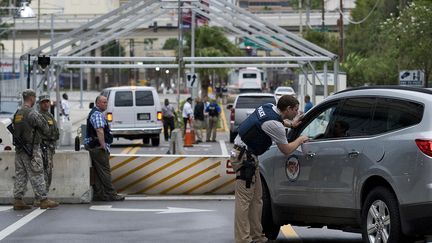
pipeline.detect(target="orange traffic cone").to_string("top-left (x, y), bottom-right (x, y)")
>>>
top-left (184, 119), bottom-right (194, 147)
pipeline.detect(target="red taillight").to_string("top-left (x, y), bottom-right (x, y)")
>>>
top-left (106, 112), bottom-right (113, 122)
top-left (415, 139), bottom-right (432, 157)
top-left (230, 108), bottom-right (235, 121)
top-left (4, 146), bottom-right (12, 151)
top-left (157, 111), bottom-right (163, 121)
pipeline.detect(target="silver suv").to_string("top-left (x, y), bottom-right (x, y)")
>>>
top-left (228, 93), bottom-right (276, 143)
top-left (259, 86), bottom-right (432, 243)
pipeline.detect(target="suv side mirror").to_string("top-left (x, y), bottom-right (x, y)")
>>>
top-left (89, 102), bottom-right (94, 109)
top-left (226, 104), bottom-right (233, 110)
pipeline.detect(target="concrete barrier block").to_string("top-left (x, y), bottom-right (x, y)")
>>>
top-left (0, 151), bottom-right (92, 204)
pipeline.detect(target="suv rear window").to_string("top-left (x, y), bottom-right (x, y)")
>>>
top-left (114, 91), bottom-right (133, 107)
top-left (236, 96), bottom-right (276, 109)
top-left (136, 91), bottom-right (154, 106)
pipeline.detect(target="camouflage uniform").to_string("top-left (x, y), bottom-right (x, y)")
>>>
top-left (39, 99), bottom-right (59, 192)
top-left (13, 95), bottom-right (51, 201)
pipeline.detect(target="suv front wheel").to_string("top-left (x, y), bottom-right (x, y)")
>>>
top-left (361, 187), bottom-right (411, 243)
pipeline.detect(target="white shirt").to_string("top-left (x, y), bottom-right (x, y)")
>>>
top-left (182, 101), bottom-right (193, 119)
top-left (61, 99), bottom-right (70, 116)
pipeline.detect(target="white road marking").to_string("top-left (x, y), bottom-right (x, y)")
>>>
top-left (219, 140), bottom-right (228, 156)
top-left (0, 208), bottom-right (46, 241)
top-left (125, 195), bottom-right (235, 201)
top-left (0, 206), bottom-right (12, 212)
top-left (90, 205), bottom-right (214, 214)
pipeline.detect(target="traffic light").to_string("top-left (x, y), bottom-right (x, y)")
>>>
top-left (38, 55), bottom-right (51, 69)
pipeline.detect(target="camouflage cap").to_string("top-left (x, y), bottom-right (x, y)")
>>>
top-left (22, 89), bottom-right (36, 98)
top-left (38, 94), bottom-right (50, 102)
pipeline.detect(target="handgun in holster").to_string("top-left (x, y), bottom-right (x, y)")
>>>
top-left (237, 153), bottom-right (256, 189)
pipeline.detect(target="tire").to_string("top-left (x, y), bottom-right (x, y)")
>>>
top-left (229, 131), bottom-right (237, 143)
top-left (143, 137), bottom-right (150, 144)
top-left (261, 178), bottom-right (280, 240)
top-left (361, 187), bottom-right (411, 243)
top-left (151, 136), bottom-right (160, 146)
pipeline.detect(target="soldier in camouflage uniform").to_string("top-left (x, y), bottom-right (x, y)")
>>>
top-left (12, 89), bottom-right (59, 210)
top-left (35, 94), bottom-right (59, 206)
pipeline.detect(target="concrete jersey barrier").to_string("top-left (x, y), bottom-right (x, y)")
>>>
top-left (0, 151), bottom-right (91, 204)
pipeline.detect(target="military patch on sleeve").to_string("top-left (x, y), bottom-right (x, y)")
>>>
top-left (14, 114), bottom-right (23, 122)
top-left (48, 119), bottom-right (54, 125)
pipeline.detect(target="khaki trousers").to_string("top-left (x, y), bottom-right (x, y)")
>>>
top-left (235, 166), bottom-right (268, 243)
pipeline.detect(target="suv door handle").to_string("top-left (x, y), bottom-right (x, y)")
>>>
top-left (348, 151), bottom-right (360, 158)
top-left (306, 152), bottom-right (316, 159)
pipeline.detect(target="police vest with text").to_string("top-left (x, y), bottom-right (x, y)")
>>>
top-left (238, 104), bottom-right (283, 156)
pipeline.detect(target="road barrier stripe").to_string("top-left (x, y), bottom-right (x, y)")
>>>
top-left (136, 157), bottom-right (208, 193)
top-left (208, 178), bottom-right (236, 194)
top-left (119, 157), bottom-right (184, 193)
top-left (160, 161), bottom-right (221, 194)
top-left (184, 174), bottom-right (221, 194)
top-left (111, 156), bottom-right (138, 172)
top-left (113, 156), bottom-right (162, 184)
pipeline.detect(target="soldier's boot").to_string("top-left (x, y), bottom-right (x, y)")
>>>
top-left (33, 199), bottom-right (41, 207)
top-left (39, 199), bottom-right (59, 209)
top-left (13, 198), bottom-right (32, 210)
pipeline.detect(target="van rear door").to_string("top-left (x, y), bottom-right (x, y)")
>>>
top-left (111, 90), bottom-right (135, 129)
top-left (135, 90), bottom-right (156, 128)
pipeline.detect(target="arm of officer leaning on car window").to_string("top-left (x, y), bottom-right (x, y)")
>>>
top-left (277, 135), bottom-right (308, 155)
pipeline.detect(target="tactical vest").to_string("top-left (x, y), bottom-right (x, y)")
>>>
top-left (13, 106), bottom-right (41, 144)
top-left (238, 103), bottom-right (283, 156)
top-left (40, 111), bottom-right (59, 143)
top-left (208, 103), bottom-right (218, 117)
top-left (86, 107), bottom-right (113, 147)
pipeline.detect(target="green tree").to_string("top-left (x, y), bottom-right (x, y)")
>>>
top-left (183, 26), bottom-right (242, 97)
top-left (100, 40), bottom-right (126, 86)
top-left (380, 0), bottom-right (432, 87)
top-left (162, 38), bottom-right (178, 50)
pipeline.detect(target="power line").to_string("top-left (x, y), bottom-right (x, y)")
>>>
top-left (336, 0), bottom-right (381, 25)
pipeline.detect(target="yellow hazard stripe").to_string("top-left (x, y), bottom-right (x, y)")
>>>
top-left (184, 174), bottom-right (221, 194)
top-left (128, 146), bottom-right (141, 154)
top-left (119, 157), bottom-right (184, 193)
top-left (113, 156), bottom-right (161, 184)
top-left (111, 156), bottom-right (138, 172)
top-left (160, 161), bottom-right (221, 194)
top-left (281, 224), bottom-right (300, 239)
top-left (208, 178), bottom-right (236, 193)
top-left (137, 157), bottom-right (208, 194)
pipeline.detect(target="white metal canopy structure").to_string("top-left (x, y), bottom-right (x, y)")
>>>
top-left (20, 0), bottom-right (339, 113)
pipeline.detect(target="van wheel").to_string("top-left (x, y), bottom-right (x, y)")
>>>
top-left (151, 136), bottom-right (160, 146)
top-left (143, 137), bottom-right (150, 144)
top-left (229, 131), bottom-right (237, 143)
top-left (361, 187), bottom-right (411, 243)
top-left (261, 178), bottom-right (280, 240)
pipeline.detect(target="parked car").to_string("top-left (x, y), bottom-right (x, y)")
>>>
top-left (259, 86), bottom-right (432, 243)
top-left (274, 86), bottom-right (296, 100)
top-left (227, 93), bottom-right (276, 143)
top-left (101, 86), bottom-right (163, 146)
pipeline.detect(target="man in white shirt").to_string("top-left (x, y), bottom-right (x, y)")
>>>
top-left (60, 93), bottom-right (70, 122)
top-left (182, 97), bottom-right (193, 135)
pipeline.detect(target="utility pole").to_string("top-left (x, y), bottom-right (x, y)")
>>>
top-left (338, 0), bottom-right (344, 62)
top-left (299, 0), bottom-right (303, 36)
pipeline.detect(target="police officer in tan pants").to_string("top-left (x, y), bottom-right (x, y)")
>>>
top-left (230, 95), bottom-right (308, 243)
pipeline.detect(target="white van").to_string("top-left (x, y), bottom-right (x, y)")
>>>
top-left (228, 67), bottom-right (263, 93)
top-left (101, 86), bottom-right (163, 146)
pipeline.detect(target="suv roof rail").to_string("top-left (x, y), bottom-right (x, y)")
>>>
top-left (336, 85), bottom-right (432, 95)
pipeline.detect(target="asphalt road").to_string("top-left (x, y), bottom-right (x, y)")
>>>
top-left (0, 197), bottom-right (363, 243)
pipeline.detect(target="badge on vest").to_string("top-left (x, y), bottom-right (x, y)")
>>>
top-left (286, 155), bottom-right (300, 182)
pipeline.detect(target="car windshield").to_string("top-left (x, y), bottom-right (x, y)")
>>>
top-left (236, 96), bottom-right (276, 109)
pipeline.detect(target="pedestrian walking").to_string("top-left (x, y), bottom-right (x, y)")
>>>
top-left (60, 93), bottom-right (70, 121)
top-left (193, 97), bottom-right (205, 143)
top-left (84, 95), bottom-right (124, 201)
top-left (37, 94), bottom-right (60, 205)
top-left (230, 95), bottom-right (308, 243)
top-left (182, 97), bottom-right (193, 135)
top-left (205, 100), bottom-right (221, 142)
top-left (161, 99), bottom-right (177, 141)
top-left (12, 89), bottom-right (59, 210)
